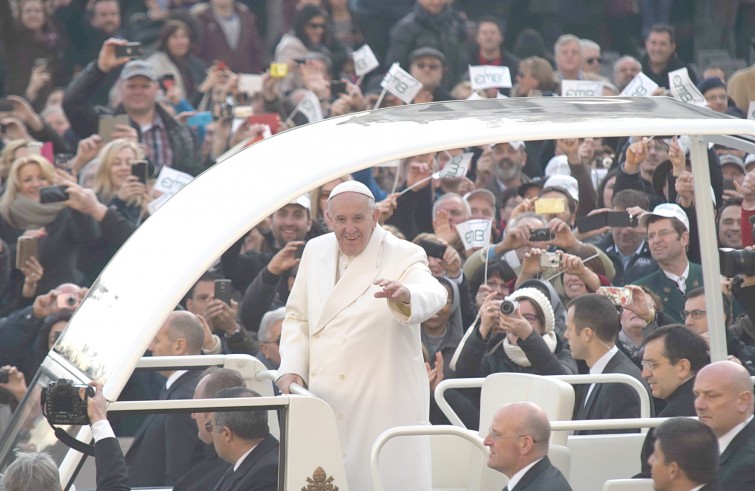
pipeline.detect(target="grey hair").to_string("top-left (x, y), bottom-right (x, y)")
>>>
top-left (554, 34), bottom-right (582, 54)
top-left (2, 452), bottom-right (60, 491)
top-left (432, 192), bottom-right (471, 220)
top-left (508, 211), bottom-right (547, 229)
top-left (213, 387), bottom-right (269, 440)
top-left (259, 307), bottom-right (285, 343)
top-left (579, 39), bottom-right (601, 53)
top-left (613, 55), bottom-right (642, 72)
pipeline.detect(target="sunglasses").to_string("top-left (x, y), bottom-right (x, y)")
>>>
top-left (586, 57), bottom-right (602, 64)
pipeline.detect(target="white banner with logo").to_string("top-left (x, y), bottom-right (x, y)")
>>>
top-left (620, 72), bottom-right (659, 97)
top-left (668, 68), bottom-right (706, 106)
top-left (561, 80), bottom-right (604, 97)
top-left (353, 45), bottom-right (380, 77)
top-left (380, 63), bottom-right (423, 104)
top-left (434, 152), bottom-right (473, 179)
top-left (469, 65), bottom-right (513, 90)
top-left (456, 219), bottom-right (492, 251)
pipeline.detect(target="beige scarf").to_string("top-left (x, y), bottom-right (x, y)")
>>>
top-left (6, 194), bottom-right (64, 229)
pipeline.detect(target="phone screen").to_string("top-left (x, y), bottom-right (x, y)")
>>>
top-left (131, 161), bottom-right (148, 184)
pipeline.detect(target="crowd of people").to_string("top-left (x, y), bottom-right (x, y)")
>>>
top-left (2, 0), bottom-right (755, 490)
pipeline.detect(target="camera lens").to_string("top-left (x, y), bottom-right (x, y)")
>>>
top-left (500, 299), bottom-right (519, 316)
top-left (65, 296), bottom-right (77, 307)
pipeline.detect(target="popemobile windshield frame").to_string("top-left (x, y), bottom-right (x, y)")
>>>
top-left (1, 96), bottom-right (754, 486)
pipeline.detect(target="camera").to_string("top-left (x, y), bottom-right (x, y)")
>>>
top-left (212, 101), bottom-right (253, 121)
top-left (540, 252), bottom-right (560, 268)
top-left (500, 297), bottom-right (520, 316)
top-left (42, 379), bottom-right (94, 425)
top-left (529, 228), bottom-right (553, 242)
top-left (57, 293), bottom-right (79, 309)
top-left (0, 368), bottom-right (8, 384)
top-left (720, 248), bottom-right (755, 278)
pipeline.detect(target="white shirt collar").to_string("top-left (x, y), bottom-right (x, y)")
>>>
top-left (506, 457), bottom-right (544, 491)
top-left (165, 369), bottom-right (188, 390)
top-left (718, 415), bottom-right (754, 455)
top-left (688, 485), bottom-right (705, 491)
top-left (662, 261), bottom-right (690, 293)
top-left (234, 442), bottom-right (258, 471)
top-left (590, 346), bottom-right (618, 374)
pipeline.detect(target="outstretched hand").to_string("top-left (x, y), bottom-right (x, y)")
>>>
top-left (374, 278), bottom-right (411, 304)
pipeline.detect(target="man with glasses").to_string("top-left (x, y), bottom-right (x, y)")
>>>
top-left (484, 401), bottom-right (572, 490)
top-left (206, 387), bottom-right (278, 491)
top-left (635, 203), bottom-right (701, 323)
top-left (637, 326), bottom-right (710, 476)
top-left (408, 47), bottom-right (452, 102)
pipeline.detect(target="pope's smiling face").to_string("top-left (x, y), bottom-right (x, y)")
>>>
top-left (326, 192), bottom-right (380, 257)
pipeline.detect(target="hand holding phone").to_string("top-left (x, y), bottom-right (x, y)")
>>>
top-left (131, 160), bottom-right (149, 184)
top-left (15, 236), bottom-right (38, 270)
top-left (114, 42), bottom-right (143, 59)
top-left (39, 185), bottom-right (69, 204)
top-left (419, 239), bottom-right (447, 259)
top-left (214, 279), bottom-right (233, 305)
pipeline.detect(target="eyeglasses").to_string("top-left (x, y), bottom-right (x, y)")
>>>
top-left (414, 62), bottom-right (442, 70)
top-left (306, 22), bottom-right (327, 30)
top-left (641, 359), bottom-right (666, 372)
top-left (647, 142), bottom-right (670, 152)
top-left (683, 309), bottom-right (706, 320)
top-left (522, 314), bottom-right (541, 324)
top-left (488, 427), bottom-right (536, 443)
top-left (646, 229), bottom-right (678, 241)
top-left (586, 57), bottom-right (603, 64)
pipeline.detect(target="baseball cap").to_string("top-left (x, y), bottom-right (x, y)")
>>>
top-left (409, 47), bottom-right (446, 64)
top-left (697, 77), bottom-right (726, 95)
top-left (746, 154), bottom-right (755, 172)
top-left (518, 177), bottom-right (545, 198)
top-left (639, 203), bottom-right (689, 231)
top-left (718, 154), bottom-right (745, 174)
top-left (289, 193), bottom-right (311, 210)
top-left (464, 188), bottom-right (496, 208)
top-left (328, 180), bottom-right (375, 200)
top-left (544, 174), bottom-right (579, 202)
top-left (490, 141), bottom-right (526, 151)
top-left (120, 60), bottom-right (157, 82)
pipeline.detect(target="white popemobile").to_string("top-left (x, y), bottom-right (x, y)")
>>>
top-left (1, 97), bottom-right (754, 491)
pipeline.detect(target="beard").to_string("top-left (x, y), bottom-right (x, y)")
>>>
top-left (493, 159), bottom-right (521, 182)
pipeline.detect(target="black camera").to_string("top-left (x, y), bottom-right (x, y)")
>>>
top-left (719, 248), bottom-right (755, 278)
top-left (529, 228), bottom-right (553, 242)
top-left (500, 298), bottom-right (520, 316)
top-left (42, 379), bottom-right (94, 425)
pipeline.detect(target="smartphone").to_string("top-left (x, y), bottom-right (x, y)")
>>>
top-left (597, 286), bottom-right (632, 307)
top-left (294, 244), bottom-right (305, 259)
top-left (238, 74), bottom-right (263, 95)
top-left (0, 368), bottom-right (8, 384)
top-left (419, 239), bottom-right (446, 259)
top-left (187, 112), bottom-right (212, 127)
top-left (576, 214), bottom-right (606, 234)
top-left (159, 74), bottom-right (176, 91)
top-left (54, 153), bottom-right (74, 169)
top-left (27, 141), bottom-right (43, 156)
top-left (270, 63), bottom-right (288, 78)
top-left (535, 198), bottom-right (566, 215)
top-left (214, 279), bottom-right (233, 305)
top-left (15, 236), bottom-right (38, 270)
top-left (0, 98), bottom-right (13, 112)
top-left (39, 185), bottom-right (69, 204)
top-left (606, 211), bottom-right (636, 228)
top-left (131, 160), bottom-right (149, 184)
top-left (723, 179), bottom-right (736, 192)
top-left (330, 80), bottom-right (347, 97)
top-left (247, 114), bottom-right (281, 134)
top-left (98, 114), bottom-right (130, 142)
top-left (56, 293), bottom-right (80, 310)
top-left (529, 228), bottom-right (553, 242)
top-left (114, 42), bottom-right (142, 59)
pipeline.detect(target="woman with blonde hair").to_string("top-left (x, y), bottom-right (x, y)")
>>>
top-left (0, 140), bottom-right (30, 186)
top-left (92, 139), bottom-right (149, 224)
top-left (514, 56), bottom-right (560, 97)
top-left (0, 155), bottom-right (97, 313)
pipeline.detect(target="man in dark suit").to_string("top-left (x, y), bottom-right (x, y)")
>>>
top-left (125, 311), bottom-right (205, 487)
top-left (694, 361), bottom-right (755, 491)
top-left (174, 367), bottom-right (248, 491)
top-left (638, 326), bottom-right (709, 475)
top-left (649, 418), bottom-right (720, 491)
top-left (565, 294), bottom-right (653, 434)
top-left (483, 401), bottom-right (572, 491)
top-left (208, 387), bottom-right (278, 491)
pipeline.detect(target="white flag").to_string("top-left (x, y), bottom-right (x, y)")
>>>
top-left (380, 63), bottom-right (423, 104)
top-left (620, 72), bottom-right (659, 97)
top-left (296, 90), bottom-right (324, 123)
top-left (455, 219), bottom-right (492, 251)
top-left (668, 68), bottom-right (706, 105)
top-left (469, 65), bottom-right (512, 90)
top-left (561, 80), bottom-right (604, 97)
top-left (433, 152), bottom-right (473, 179)
top-left (353, 45), bottom-right (380, 77)
top-left (147, 191), bottom-right (174, 215)
top-left (153, 166), bottom-right (194, 195)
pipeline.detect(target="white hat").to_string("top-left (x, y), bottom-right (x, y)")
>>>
top-left (544, 174), bottom-right (579, 202)
top-left (464, 188), bottom-right (496, 207)
top-left (288, 193), bottom-right (311, 210)
top-left (746, 153), bottom-right (755, 172)
top-left (544, 154), bottom-right (570, 177)
top-left (490, 141), bottom-right (526, 151)
top-left (510, 287), bottom-right (555, 333)
top-left (639, 202), bottom-right (689, 231)
top-left (328, 180), bottom-right (375, 200)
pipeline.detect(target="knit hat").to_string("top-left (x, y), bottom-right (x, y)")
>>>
top-left (509, 287), bottom-right (555, 333)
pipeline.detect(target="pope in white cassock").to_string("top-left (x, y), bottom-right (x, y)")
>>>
top-left (277, 180), bottom-right (448, 490)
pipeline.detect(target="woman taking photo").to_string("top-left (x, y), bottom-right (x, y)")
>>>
top-left (0, 156), bottom-right (97, 313)
top-left (92, 139), bottom-right (150, 225)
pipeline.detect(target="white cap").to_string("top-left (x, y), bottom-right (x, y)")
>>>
top-left (544, 154), bottom-right (570, 177)
top-left (639, 202), bottom-right (689, 231)
top-left (328, 180), bottom-right (375, 200)
top-left (288, 193), bottom-right (311, 210)
top-left (544, 174), bottom-right (579, 202)
top-left (490, 141), bottom-right (526, 151)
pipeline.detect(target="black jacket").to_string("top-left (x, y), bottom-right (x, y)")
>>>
top-left (508, 456), bottom-right (572, 491)
top-left (719, 417), bottom-right (755, 491)
top-left (595, 235), bottom-right (658, 287)
top-left (94, 437), bottom-right (130, 491)
top-left (211, 433), bottom-right (278, 491)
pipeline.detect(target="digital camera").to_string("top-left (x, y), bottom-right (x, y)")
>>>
top-left (500, 298), bottom-right (520, 316)
top-left (42, 379), bottom-right (94, 425)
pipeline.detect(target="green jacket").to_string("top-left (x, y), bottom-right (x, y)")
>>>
top-left (635, 262), bottom-right (703, 324)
